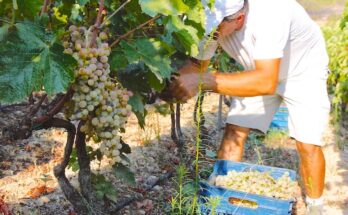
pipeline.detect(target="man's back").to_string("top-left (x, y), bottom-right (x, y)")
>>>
top-left (219, 0), bottom-right (329, 81)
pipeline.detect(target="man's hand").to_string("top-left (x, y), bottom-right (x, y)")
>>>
top-left (168, 71), bottom-right (217, 102)
top-left (168, 72), bottom-right (201, 102)
top-left (163, 59), bottom-right (211, 103)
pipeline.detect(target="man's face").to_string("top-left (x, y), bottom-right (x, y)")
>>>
top-left (217, 13), bottom-right (245, 38)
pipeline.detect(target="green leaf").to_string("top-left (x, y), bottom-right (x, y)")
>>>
top-left (35, 13), bottom-right (50, 27)
top-left (185, 3), bottom-right (205, 37)
top-left (113, 163), bottom-right (136, 186)
top-left (40, 44), bottom-right (76, 95)
top-left (0, 21), bottom-right (76, 103)
top-left (134, 108), bottom-right (147, 128)
top-left (154, 103), bottom-right (171, 116)
top-left (121, 38), bottom-right (172, 82)
top-left (16, 0), bottom-right (42, 19)
top-left (205, 149), bottom-right (217, 158)
top-left (128, 93), bottom-right (146, 127)
top-left (87, 146), bottom-right (103, 161)
top-left (207, 0), bottom-right (215, 9)
top-left (120, 153), bottom-right (131, 163)
top-left (109, 50), bottom-right (129, 70)
top-left (128, 93), bottom-right (145, 114)
top-left (57, 0), bottom-right (75, 22)
top-left (68, 148), bottom-right (79, 172)
top-left (185, 1), bottom-right (204, 24)
top-left (0, 24), bottom-right (10, 41)
top-left (16, 22), bottom-right (50, 49)
top-left (70, 4), bottom-right (83, 22)
top-left (166, 16), bottom-right (199, 56)
top-left (78, 0), bottom-right (90, 6)
top-left (115, 63), bottom-right (150, 92)
top-left (92, 174), bottom-right (118, 202)
top-left (146, 70), bottom-right (165, 92)
top-left (120, 140), bottom-right (132, 154)
top-left (139, 0), bottom-right (189, 17)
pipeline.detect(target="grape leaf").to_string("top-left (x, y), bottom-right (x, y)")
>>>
top-left (0, 0), bottom-right (41, 20)
top-left (109, 50), bottom-right (129, 70)
top-left (16, 0), bottom-right (42, 19)
top-left (139, 0), bottom-right (189, 17)
top-left (113, 163), bottom-right (136, 186)
top-left (207, 0), bottom-right (215, 9)
top-left (185, 1), bottom-right (204, 23)
top-left (0, 21), bottom-right (76, 103)
top-left (78, 0), bottom-right (90, 6)
top-left (67, 148), bottom-right (79, 172)
top-left (114, 63), bottom-right (152, 93)
top-left (0, 24), bottom-right (10, 41)
top-left (185, 2), bottom-right (205, 37)
top-left (146, 70), bottom-right (165, 92)
top-left (128, 93), bottom-right (145, 114)
top-left (119, 154), bottom-right (131, 166)
top-left (58, 0), bottom-right (75, 22)
top-left (128, 93), bottom-right (146, 128)
top-left (0, 0), bottom-right (12, 17)
top-left (166, 16), bottom-right (199, 56)
top-left (92, 174), bottom-right (118, 202)
top-left (120, 38), bottom-right (172, 82)
top-left (120, 140), bottom-right (131, 154)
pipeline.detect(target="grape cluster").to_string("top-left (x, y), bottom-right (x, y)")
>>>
top-left (215, 170), bottom-right (296, 200)
top-left (63, 25), bottom-right (132, 165)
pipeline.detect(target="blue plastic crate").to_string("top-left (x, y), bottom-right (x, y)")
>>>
top-left (269, 107), bottom-right (289, 131)
top-left (199, 160), bottom-right (297, 215)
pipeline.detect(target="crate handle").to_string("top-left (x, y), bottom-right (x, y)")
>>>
top-left (228, 197), bottom-right (258, 209)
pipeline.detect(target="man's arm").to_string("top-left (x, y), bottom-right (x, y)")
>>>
top-left (169, 58), bottom-right (281, 101)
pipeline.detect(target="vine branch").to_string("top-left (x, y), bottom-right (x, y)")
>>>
top-left (110, 171), bottom-right (174, 213)
top-left (175, 103), bottom-right (184, 147)
top-left (33, 88), bottom-right (73, 124)
top-left (0, 102), bottom-right (29, 111)
top-left (40, 0), bottom-right (50, 16)
top-left (110, 15), bottom-right (161, 48)
top-left (170, 103), bottom-right (179, 145)
top-left (90, 0), bottom-right (105, 47)
top-left (29, 94), bottom-right (47, 116)
top-left (11, 0), bottom-right (17, 24)
top-left (75, 121), bottom-right (105, 214)
top-left (75, 121), bottom-right (92, 201)
top-left (99, 0), bottom-right (131, 29)
top-left (42, 118), bottom-right (89, 214)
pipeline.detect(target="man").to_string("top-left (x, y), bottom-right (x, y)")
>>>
top-left (168, 0), bottom-right (330, 214)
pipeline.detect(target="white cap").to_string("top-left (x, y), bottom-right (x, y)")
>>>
top-left (202, 0), bottom-right (245, 35)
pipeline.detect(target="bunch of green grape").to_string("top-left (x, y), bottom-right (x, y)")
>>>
top-left (63, 25), bottom-right (132, 165)
top-left (215, 170), bottom-right (296, 200)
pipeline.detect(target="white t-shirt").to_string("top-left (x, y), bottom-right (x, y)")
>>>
top-left (195, 0), bottom-right (329, 82)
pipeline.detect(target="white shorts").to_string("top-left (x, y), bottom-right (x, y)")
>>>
top-left (226, 78), bottom-right (331, 146)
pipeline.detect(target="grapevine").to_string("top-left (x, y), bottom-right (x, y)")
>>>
top-left (0, 0), bottom-right (206, 213)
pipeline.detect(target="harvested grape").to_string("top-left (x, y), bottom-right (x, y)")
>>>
top-left (214, 170), bottom-right (296, 200)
